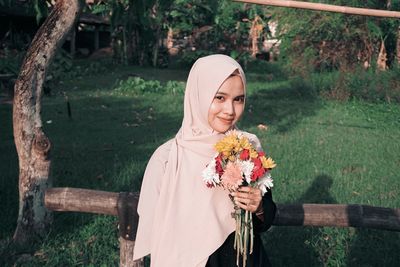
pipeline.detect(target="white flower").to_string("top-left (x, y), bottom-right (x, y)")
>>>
top-left (257, 172), bottom-right (274, 195)
top-left (225, 129), bottom-right (243, 138)
top-left (202, 159), bottom-right (220, 187)
top-left (239, 160), bottom-right (254, 184)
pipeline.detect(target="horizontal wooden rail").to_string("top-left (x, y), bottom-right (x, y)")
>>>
top-left (45, 187), bottom-right (400, 231)
top-left (234, 0), bottom-right (400, 18)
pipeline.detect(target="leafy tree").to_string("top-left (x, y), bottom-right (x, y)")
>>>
top-left (274, 0), bottom-right (400, 73)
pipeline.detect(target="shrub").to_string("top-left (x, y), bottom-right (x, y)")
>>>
top-left (114, 77), bottom-right (185, 96)
top-left (309, 67), bottom-right (400, 103)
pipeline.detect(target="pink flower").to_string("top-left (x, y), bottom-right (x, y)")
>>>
top-left (220, 162), bottom-right (243, 191)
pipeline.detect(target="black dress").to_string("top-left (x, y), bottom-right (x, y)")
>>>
top-left (206, 190), bottom-right (276, 267)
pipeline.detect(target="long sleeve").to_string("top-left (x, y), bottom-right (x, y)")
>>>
top-left (252, 189), bottom-right (276, 233)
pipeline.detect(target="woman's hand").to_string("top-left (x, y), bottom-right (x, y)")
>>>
top-left (231, 186), bottom-right (262, 213)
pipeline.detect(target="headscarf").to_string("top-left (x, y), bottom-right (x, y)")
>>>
top-left (133, 54), bottom-right (246, 266)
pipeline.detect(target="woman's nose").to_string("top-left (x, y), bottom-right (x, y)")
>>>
top-left (223, 101), bottom-right (234, 115)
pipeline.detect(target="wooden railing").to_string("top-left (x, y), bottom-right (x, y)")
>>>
top-left (234, 0), bottom-right (400, 18)
top-left (45, 187), bottom-right (400, 267)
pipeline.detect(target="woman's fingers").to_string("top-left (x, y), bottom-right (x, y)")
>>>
top-left (231, 187), bottom-right (262, 212)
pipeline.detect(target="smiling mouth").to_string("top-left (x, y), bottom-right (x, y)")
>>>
top-left (218, 117), bottom-right (234, 124)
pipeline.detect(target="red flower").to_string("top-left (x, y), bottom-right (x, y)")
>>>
top-left (215, 154), bottom-right (224, 176)
top-left (258, 151), bottom-right (265, 157)
top-left (251, 157), bottom-right (265, 181)
top-left (206, 182), bottom-right (215, 188)
top-left (240, 149), bottom-right (250, 160)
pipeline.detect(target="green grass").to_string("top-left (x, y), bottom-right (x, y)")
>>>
top-left (1, 63), bottom-right (399, 266)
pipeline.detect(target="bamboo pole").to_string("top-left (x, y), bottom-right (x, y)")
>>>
top-left (234, 0), bottom-right (400, 18)
top-left (45, 187), bottom-right (400, 231)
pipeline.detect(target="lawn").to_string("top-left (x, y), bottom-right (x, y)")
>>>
top-left (1, 62), bottom-right (399, 266)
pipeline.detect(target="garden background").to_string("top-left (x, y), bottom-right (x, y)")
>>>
top-left (1, 0), bottom-right (399, 266)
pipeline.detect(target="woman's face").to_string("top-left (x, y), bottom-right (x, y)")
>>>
top-left (208, 75), bottom-right (245, 133)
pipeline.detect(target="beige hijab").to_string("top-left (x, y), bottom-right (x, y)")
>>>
top-left (133, 54), bottom-right (246, 266)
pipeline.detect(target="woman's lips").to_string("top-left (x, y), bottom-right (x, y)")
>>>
top-left (218, 117), bottom-right (234, 124)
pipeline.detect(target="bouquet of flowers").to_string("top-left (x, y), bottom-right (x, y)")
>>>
top-left (202, 130), bottom-right (276, 267)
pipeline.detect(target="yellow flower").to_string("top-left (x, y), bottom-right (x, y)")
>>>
top-left (215, 132), bottom-right (243, 156)
top-left (249, 149), bottom-right (258, 159)
top-left (239, 137), bottom-right (252, 150)
top-left (261, 157), bottom-right (276, 169)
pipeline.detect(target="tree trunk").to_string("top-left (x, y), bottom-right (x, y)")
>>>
top-left (377, 39), bottom-right (387, 71)
top-left (167, 27), bottom-right (173, 50)
top-left (152, 26), bottom-right (161, 67)
top-left (12, 0), bottom-right (81, 245)
top-left (397, 26), bottom-right (400, 64)
top-left (249, 15), bottom-right (263, 58)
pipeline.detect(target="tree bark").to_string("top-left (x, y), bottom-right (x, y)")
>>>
top-left (397, 25), bottom-right (400, 64)
top-left (120, 238), bottom-right (144, 267)
top-left (377, 39), bottom-right (388, 71)
top-left (249, 16), bottom-right (262, 58)
top-left (12, 0), bottom-right (81, 245)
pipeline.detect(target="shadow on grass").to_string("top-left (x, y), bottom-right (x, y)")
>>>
top-left (347, 217), bottom-right (400, 266)
top-left (0, 91), bottom-right (183, 238)
top-left (240, 79), bottom-right (321, 133)
top-left (47, 95), bottom-right (182, 231)
top-left (265, 174), bottom-right (336, 266)
top-left (266, 174), bottom-right (400, 266)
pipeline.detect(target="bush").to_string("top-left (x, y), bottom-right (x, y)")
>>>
top-left (178, 50), bottom-right (213, 67)
top-left (114, 77), bottom-right (185, 96)
top-left (309, 67), bottom-right (400, 103)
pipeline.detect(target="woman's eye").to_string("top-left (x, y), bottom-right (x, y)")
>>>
top-left (235, 96), bottom-right (245, 103)
top-left (215, 95), bottom-right (224, 101)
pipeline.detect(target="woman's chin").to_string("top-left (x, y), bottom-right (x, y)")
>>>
top-left (213, 125), bottom-right (234, 134)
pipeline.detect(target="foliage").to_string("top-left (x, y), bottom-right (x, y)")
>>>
top-left (0, 49), bottom-right (23, 75)
top-left (44, 52), bottom-right (112, 95)
top-left (177, 50), bottom-right (213, 66)
top-left (274, 0), bottom-right (400, 73)
top-left (85, 0), bottom-right (272, 66)
top-left (309, 66), bottom-right (400, 102)
top-left (32, 0), bottom-right (49, 25)
top-left (166, 0), bottom-right (217, 33)
top-left (166, 0), bottom-right (271, 55)
top-left (114, 76), bottom-right (185, 95)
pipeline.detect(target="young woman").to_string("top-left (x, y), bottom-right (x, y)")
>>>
top-left (133, 54), bottom-right (276, 267)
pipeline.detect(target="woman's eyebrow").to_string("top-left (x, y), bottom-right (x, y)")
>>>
top-left (215, 92), bottom-right (245, 98)
top-left (215, 92), bottom-right (229, 96)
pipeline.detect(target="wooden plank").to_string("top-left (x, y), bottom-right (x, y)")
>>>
top-left (274, 204), bottom-right (400, 231)
top-left (234, 0), bottom-right (400, 18)
top-left (45, 187), bottom-right (400, 231)
top-left (45, 187), bottom-right (119, 216)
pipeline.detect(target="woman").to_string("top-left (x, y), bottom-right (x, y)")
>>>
top-left (133, 54), bottom-right (276, 267)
